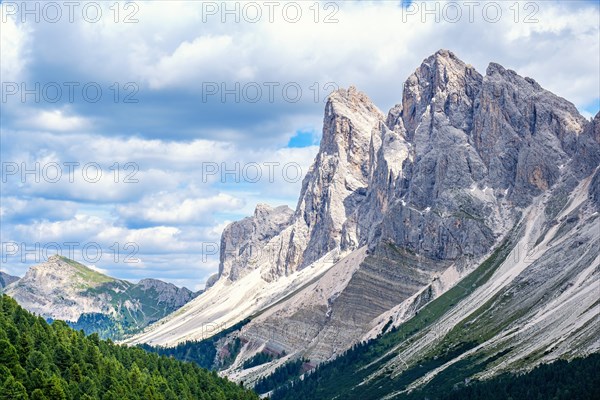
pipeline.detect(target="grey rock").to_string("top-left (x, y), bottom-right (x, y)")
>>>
top-left (133, 278), bottom-right (197, 308)
top-left (219, 204), bottom-right (293, 281)
top-left (216, 50), bottom-right (599, 376)
top-left (589, 168), bottom-right (600, 210)
top-left (204, 273), bottom-right (219, 289)
top-left (0, 271), bottom-right (19, 289)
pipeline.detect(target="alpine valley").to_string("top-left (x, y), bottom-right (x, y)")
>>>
top-left (5, 50), bottom-right (600, 399)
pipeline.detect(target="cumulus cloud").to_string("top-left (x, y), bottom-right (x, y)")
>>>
top-left (1, 0), bottom-right (597, 288)
top-left (116, 191), bottom-right (245, 227)
top-left (24, 109), bottom-right (91, 132)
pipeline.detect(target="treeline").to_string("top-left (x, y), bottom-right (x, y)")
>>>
top-left (242, 351), bottom-right (279, 370)
top-left (272, 346), bottom-right (600, 400)
top-left (435, 354), bottom-right (600, 400)
top-left (138, 319), bottom-right (249, 370)
top-left (0, 295), bottom-right (258, 400)
top-left (270, 340), bottom-right (375, 399)
top-left (254, 358), bottom-right (309, 394)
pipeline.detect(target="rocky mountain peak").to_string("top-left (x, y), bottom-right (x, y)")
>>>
top-left (47, 254), bottom-right (62, 262)
top-left (320, 86), bottom-right (383, 158)
top-left (5, 256), bottom-right (119, 322)
top-left (285, 87), bottom-right (385, 268)
top-left (135, 278), bottom-right (197, 308)
top-left (23, 255), bottom-right (112, 283)
top-left (218, 203), bottom-right (294, 281)
top-left (400, 49), bottom-right (482, 141)
top-left (485, 62), bottom-right (543, 90)
top-left (213, 87), bottom-right (387, 283)
top-left (253, 203), bottom-right (293, 223)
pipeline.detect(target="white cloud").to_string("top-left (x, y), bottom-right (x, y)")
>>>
top-left (142, 35), bottom-right (236, 89)
top-left (2, 0), bottom-right (597, 289)
top-left (116, 191), bottom-right (245, 225)
top-left (0, 5), bottom-right (31, 82)
top-left (24, 109), bottom-right (91, 132)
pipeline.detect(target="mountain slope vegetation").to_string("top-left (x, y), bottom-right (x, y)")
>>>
top-left (0, 295), bottom-right (258, 400)
top-left (272, 352), bottom-right (600, 400)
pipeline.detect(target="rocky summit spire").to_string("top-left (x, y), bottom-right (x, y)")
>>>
top-left (286, 86), bottom-right (384, 270)
top-left (215, 87), bottom-right (386, 283)
top-left (400, 49), bottom-right (483, 143)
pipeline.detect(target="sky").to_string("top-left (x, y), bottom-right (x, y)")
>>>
top-left (1, 0), bottom-right (599, 291)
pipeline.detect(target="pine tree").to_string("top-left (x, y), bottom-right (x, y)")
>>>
top-left (30, 389), bottom-right (47, 400)
top-left (0, 339), bottom-right (19, 367)
top-left (1, 376), bottom-right (29, 400)
top-left (44, 376), bottom-right (67, 400)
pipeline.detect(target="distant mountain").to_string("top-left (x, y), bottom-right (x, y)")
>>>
top-left (0, 271), bottom-right (19, 289)
top-left (4, 255), bottom-right (198, 339)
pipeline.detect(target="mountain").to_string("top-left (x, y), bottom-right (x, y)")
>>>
top-left (128, 50), bottom-right (599, 396)
top-left (4, 255), bottom-right (198, 340)
top-left (0, 271), bottom-right (19, 289)
top-left (0, 294), bottom-right (259, 400)
top-left (127, 86), bottom-right (387, 346)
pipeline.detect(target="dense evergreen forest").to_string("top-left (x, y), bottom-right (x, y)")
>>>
top-left (253, 358), bottom-right (309, 394)
top-left (434, 355), bottom-right (600, 400)
top-left (0, 295), bottom-right (258, 400)
top-left (272, 347), bottom-right (600, 400)
top-left (139, 319), bottom-right (250, 370)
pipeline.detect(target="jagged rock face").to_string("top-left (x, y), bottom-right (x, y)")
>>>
top-left (369, 50), bottom-right (597, 261)
top-left (135, 278), bottom-right (197, 308)
top-left (217, 87), bottom-right (385, 282)
top-left (573, 112), bottom-right (600, 179)
top-left (285, 87), bottom-right (385, 271)
top-left (472, 63), bottom-right (589, 205)
top-left (589, 168), bottom-right (600, 209)
top-left (5, 255), bottom-right (197, 339)
top-left (219, 204), bottom-right (293, 281)
top-left (131, 51), bottom-right (598, 382)
top-left (399, 49), bottom-right (482, 145)
top-left (0, 272), bottom-right (19, 289)
top-left (347, 120), bottom-right (410, 248)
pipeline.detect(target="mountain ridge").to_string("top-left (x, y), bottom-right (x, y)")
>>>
top-left (127, 49), bottom-right (599, 395)
top-left (0, 271), bottom-right (20, 289)
top-left (5, 255), bottom-right (198, 339)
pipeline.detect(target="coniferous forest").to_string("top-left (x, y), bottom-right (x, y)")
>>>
top-left (0, 295), bottom-right (258, 400)
top-left (139, 319), bottom-right (250, 370)
top-left (271, 344), bottom-right (600, 400)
